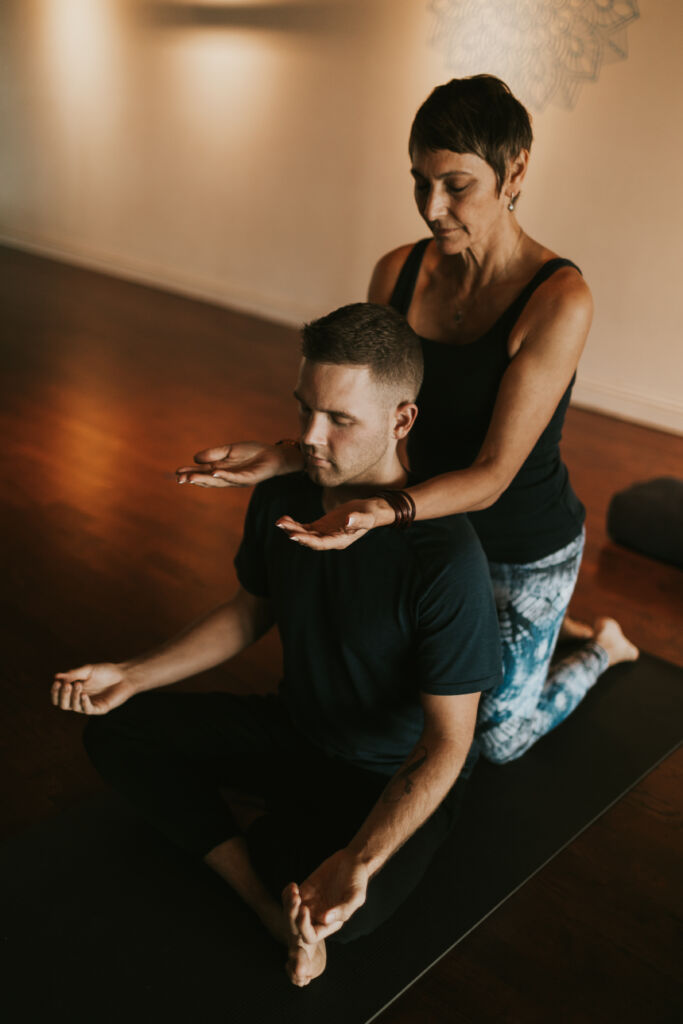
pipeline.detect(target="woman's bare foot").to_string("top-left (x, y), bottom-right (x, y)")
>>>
top-left (559, 615), bottom-right (594, 642)
top-left (593, 617), bottom-right (639, 667)
top-left (282, 883), bottom-right (327, 987)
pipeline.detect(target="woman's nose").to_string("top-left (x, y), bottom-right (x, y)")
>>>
top-left (424, 186), bottom-right (447, 222)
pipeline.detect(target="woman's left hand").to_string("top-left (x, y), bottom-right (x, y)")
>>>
top-left (276, 499), bottom-right (383, 550)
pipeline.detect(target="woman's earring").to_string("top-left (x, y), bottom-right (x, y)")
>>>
top-left (508, 192), bottom-right (520, 212)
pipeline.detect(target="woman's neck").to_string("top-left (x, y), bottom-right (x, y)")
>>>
top-left (445, 220), bottom-right (525, 292)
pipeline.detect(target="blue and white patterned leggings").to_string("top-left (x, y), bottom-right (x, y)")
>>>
top-left (477, 529), bottom-right (609, 764)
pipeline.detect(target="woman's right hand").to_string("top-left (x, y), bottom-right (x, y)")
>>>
top-left (51, 663), bottom-right (135, 715)
top-left (176, 441), bottom-right (302, 488)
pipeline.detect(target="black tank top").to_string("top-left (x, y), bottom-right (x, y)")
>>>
top-left (390, 238), bottom-right (585, 564)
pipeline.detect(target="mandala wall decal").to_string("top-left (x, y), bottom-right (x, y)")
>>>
top-left (428, 0), bottom-right (641, 111)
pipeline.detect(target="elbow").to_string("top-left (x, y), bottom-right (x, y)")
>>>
top-left (470, 490), bottom-right (503, 512)
top-left (470, 473), bottom-right (510, 511)
top-left (470, 454), bottom-right (514, 510)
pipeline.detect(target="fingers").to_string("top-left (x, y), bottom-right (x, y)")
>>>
top-left (52, 665), bottom-right (106, 714)
top-left (205, 470), bottom-right (252, 487)
top-left (280, 530), bottom-right (366, 552)
top-left (176, 470), bottom-right (231, 488)
top-left (275, 515), bottom-right (370, 550)
top-left (54, 665), bottom-right (92, 686)
top-left (80, 693), bottom-right (102, 715)
top-left (193, 445), bottom-right (232, 464)
top-left (59, 681), bottom-right (73, 711)
top-left (52, 665), bottom-right (92, 708)
top-left (52, 679), bottom-right (84, 712)
top-left (275, 515), bottom-right (303, 530)
top-left (296, 904), bottom-right (319, 945)
top-left (297, 904), bottom-right (343, 943)
top-left (283, 882), bottom-right (301, 929)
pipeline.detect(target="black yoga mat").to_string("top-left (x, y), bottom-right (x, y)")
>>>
top-left (2, 653), bottom-right (681, 1024)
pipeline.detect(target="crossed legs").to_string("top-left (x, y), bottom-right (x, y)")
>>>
top-left (83, 689), bottom-right (462, 983)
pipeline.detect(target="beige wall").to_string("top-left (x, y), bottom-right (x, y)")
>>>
top-left (1, 0), bottom-right (681, 433)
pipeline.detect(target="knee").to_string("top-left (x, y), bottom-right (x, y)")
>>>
top-left (82, 713), bottom-right (116, 767)
top-left (477, 725), bottom-right (528, 765)
top-left (82, 698), bottom-right (142, 766)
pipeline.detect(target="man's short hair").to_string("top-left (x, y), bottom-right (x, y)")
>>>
top-left (301, 303), bottom-right (423, 402)
top-left (409, 75), bottom-right (533, 195)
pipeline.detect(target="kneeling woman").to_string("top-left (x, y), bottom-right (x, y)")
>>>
top-left (178, 75), bottom-right (638, 763)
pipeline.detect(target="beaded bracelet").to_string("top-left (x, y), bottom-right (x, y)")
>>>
top-left (374, 489), bottom-right (416, 529)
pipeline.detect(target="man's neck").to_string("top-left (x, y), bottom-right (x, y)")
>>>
top-left (322, 459), bottom-right (408, 512)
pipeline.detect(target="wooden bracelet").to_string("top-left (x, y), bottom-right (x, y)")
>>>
top-left (374, 489), bottom-right (416, 529)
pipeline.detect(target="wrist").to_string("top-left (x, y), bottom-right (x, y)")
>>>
top-left (365, 497), bottom-right (397, 529)
top-left (117, 661), bottom-right (148, 696)
top-left (273, 440), bottom-right (304, 475)
top-left (372, 489), bottom-right (416, 528)
top-left (344, 841), bottom-right (383, 879)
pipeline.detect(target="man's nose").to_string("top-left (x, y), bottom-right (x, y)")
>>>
top-left (300, 412), bottom-right (329, 449)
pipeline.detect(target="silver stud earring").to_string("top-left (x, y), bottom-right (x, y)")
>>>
top-left (508, 192), bottom-right (520, 212)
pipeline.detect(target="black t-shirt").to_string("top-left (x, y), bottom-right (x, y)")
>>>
top-left (235, 473), bottom-right (502, 774)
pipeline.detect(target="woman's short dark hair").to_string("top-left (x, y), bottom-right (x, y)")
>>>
top-left (409, 75), bottom-right (533, 193)
top-left (302, 303), bottom-right (423, 401)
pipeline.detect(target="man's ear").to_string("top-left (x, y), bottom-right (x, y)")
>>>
top-left (393, 402), bottom-right (418, 439)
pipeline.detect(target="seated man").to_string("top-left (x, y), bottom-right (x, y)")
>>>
top-left (51, 302), bottom-right (501, 986)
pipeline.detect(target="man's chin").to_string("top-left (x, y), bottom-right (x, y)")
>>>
top-left (305, 464), bottom-right (337, 487)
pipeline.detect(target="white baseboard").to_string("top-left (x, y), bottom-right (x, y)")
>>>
top-left (0, 229), bottom-right (311, 327)
top-left (572, 377), bottom-right (683, 436)
top-left (3, 229), bottom-right (682, 437)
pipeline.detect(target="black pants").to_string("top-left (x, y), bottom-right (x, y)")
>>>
top-left (84, 690), bottom-right (466, 943)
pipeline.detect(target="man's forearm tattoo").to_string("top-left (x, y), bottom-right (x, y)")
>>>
top-left (382, 746), bottom-right (428, 804)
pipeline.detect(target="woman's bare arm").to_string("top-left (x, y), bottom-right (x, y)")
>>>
top-left (406, 267), bottom-right (593, 516)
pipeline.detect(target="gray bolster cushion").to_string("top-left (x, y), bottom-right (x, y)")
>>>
top-left (607, 476), bottom-right (683, 569)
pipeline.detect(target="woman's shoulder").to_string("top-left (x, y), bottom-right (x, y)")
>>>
top-left (368, 240), bottom-right (427, 303)
top-left (521, 241), bottom-right (593, 321)
top-left (510, 245), bottom-right (593, 357)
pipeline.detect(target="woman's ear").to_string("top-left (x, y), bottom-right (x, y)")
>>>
top-left (393, 402), bottom-right (419, 439)
top-left (506, 148), bottom-right (529, 195)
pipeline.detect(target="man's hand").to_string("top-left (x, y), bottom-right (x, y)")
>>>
top-left (276, 499), bottom-right (384, 551)
top-left (296, 849), bottom-right (369, 941)
top-left (176, 441), bottom-right (300, 488)
top-left (51, 663), bottom-right (135, 715)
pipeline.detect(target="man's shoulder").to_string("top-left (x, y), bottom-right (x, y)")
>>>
top-left (406, 513), bottom-right (484, 564)
top-left (399, 513), bottom-right (490, 597)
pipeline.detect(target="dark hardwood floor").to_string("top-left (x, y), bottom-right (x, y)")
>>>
top-left (1, 245), bottom-right (681, 1022)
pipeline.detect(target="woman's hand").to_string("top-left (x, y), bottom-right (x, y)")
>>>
top-left (176, 441), bottom-right (302, 488)
top-left (51, 663), bottom-right (135, 715)
top-left (276, 498), bottom-right (392, 551)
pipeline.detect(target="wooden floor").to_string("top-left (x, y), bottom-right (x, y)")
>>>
top-left (1, 245), bottom-right (681, 1022)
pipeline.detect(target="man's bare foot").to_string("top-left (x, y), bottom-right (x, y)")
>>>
top-left (203, 836), bottom-right (288, 946)
top-left (593, 617), bottom-right (639, 667)
top-left (559, 615), bottom-right (594, 642)
top-left (283, 883), bottom-right (327, 987)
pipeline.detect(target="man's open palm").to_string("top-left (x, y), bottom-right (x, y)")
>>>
top-left (176, 442), bottom-right (289, 488)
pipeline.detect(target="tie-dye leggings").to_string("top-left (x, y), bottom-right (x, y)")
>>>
top-left (477, 529), bottom-right (609, 764)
